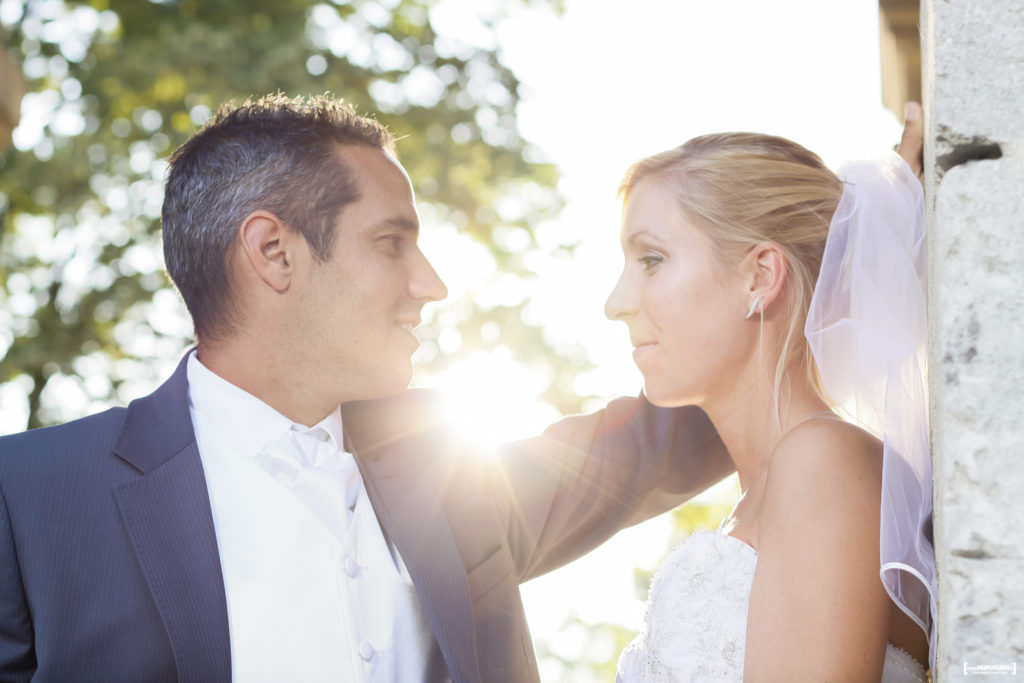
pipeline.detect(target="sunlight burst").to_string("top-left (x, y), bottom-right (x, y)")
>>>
top-left (430, 347), bottom-right (561, 452)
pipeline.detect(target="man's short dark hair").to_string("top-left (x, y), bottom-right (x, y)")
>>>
top-left (161, 93), bottom-right (395, 340)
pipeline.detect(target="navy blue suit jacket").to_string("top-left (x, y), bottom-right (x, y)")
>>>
top-left (0, 354), bottom-right (729, 682)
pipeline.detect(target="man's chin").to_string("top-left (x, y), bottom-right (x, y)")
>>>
top-left (348, 364), bottom-right (413, 402)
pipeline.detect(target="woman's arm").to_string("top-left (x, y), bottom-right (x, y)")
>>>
top-left (744, 419), bottom-right (890, 681)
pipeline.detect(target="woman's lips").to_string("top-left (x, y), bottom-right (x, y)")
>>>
top-left (632, 342), bottom-right (657, 360)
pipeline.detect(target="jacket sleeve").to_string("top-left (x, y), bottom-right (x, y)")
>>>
top-left (494, 396), bottom-right (733, 582)
top-left (0, 481), bottom-right (35, 682)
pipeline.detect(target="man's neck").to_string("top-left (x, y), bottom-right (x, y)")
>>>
top-left (195, 341), bottom-right (336, 428)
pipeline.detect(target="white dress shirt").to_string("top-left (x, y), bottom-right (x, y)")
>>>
top-left (186, 352), bottom-right (433, 682)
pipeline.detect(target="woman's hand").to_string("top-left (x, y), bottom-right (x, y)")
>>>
top-left (896, 101), bottom-right (924, 179)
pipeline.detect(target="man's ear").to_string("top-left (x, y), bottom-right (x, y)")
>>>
top-left (740, 241), bottom-right (788, 316)
top-left (238, 211), bottom-right (296, 294)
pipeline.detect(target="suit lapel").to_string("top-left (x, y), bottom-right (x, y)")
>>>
top-left (112, 353), bottom-right (232, 683)
top-left (344, 393), bottom-right (481, 683)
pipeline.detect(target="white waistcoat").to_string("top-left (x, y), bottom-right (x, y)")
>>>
top-left (187, 354), bottom-right (434, 682)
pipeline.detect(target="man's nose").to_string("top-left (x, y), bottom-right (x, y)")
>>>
top-left (411, 250), bottom-right (448, 302)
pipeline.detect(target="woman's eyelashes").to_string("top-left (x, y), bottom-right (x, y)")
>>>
top-left (639, 253), bottom-right (664, 271)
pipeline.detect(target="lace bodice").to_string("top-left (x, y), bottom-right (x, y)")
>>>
top-left (616, 531), bottom-right (926, 682)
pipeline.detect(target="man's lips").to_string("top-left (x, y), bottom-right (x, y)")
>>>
top-left (395, 314), bottom-right (422, 332)
top-left (396, 320), bottom-right (422, 348)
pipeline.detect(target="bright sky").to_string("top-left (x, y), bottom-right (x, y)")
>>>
top-left (422, 0), bottom-right (903, 676)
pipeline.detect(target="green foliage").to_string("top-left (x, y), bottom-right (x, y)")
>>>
top-left (535, 616), bottom-right (637, 682)
top-left (667, 489), bottom-right (738, 546)
top-left (0, 0), bottom-right (591, 431)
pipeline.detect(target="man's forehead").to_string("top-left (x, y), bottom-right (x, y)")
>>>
top-left (380, 150), bottom-right (411, 181)
top-left (331, 144), bottom-right (420, 231)
top-left (335, 143), bottom-right (411, 183)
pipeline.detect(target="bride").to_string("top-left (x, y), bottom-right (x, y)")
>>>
top-left (609, 111), bottom-right (934, 681)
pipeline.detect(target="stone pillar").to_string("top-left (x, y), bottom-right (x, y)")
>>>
top-left (923, 1), bottom-right (1024, 679)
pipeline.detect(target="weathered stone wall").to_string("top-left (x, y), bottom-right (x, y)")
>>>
top-left (923, 1), bottom-right (1024, 679)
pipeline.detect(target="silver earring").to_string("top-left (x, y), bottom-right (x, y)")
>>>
top-left (744, 296), bottom-right (763, 320)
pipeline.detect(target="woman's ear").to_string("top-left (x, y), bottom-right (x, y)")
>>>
top-left (238, 210), bottom-right (296, 294)
top-left (740, 241), bottom-right (788, 318)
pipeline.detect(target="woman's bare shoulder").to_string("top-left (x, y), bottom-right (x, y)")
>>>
top-left (760, 416), bottom-right (883, 539)
top-left (769, 416), bottom-right (881, 487)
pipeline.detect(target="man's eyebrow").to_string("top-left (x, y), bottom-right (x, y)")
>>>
top-left (375, 216), bottom-right (419, 234)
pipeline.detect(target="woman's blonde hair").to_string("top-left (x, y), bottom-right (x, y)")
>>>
top-left (619, 133), bottom-right (843, 417)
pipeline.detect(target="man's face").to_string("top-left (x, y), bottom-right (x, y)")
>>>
top-left (292, 145), bottom-right (447, 404)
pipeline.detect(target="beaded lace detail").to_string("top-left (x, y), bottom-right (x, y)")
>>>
top-left (616, 531), bottom-right (926, 682)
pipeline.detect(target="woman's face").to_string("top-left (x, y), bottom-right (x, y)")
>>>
top-left (605, 175), bottom-right (751, 407)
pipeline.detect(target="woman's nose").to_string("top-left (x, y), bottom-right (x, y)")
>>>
top-left (604, 271), bottom-right (632, 321)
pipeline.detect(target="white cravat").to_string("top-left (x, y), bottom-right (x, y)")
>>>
top-left (254, 427), bottom-right (361, 544)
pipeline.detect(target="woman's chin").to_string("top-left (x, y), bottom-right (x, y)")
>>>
top-left (641, 385), bottom-right (694, 408)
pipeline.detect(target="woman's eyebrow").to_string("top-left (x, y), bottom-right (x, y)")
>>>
top-left (625, 229), bottom-right (667, 249)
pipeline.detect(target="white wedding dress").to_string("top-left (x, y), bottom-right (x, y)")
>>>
top-left (616, 530), bottom-right (927, 682)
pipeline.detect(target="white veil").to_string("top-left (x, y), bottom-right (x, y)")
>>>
top-left (804, 153), bottom-right (936, 668)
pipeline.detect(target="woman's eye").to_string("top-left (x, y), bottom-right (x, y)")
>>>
top-left (639, 254), bottom-right (663, 270)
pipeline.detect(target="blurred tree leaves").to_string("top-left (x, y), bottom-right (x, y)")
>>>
top-left (0, 0), bottom-right (592, 431)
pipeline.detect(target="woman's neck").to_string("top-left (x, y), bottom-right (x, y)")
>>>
top-left (702, 377), bottom-right (831, 492)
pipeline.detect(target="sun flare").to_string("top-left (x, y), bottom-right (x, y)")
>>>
top-left (426, 347), bottom-right (562, 453)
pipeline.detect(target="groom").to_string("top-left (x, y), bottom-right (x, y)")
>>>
top-left (0, 95), bottom-right (732, 682)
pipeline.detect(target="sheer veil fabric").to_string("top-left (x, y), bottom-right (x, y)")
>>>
top-left (805, 153), bottom-right (936, 669)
